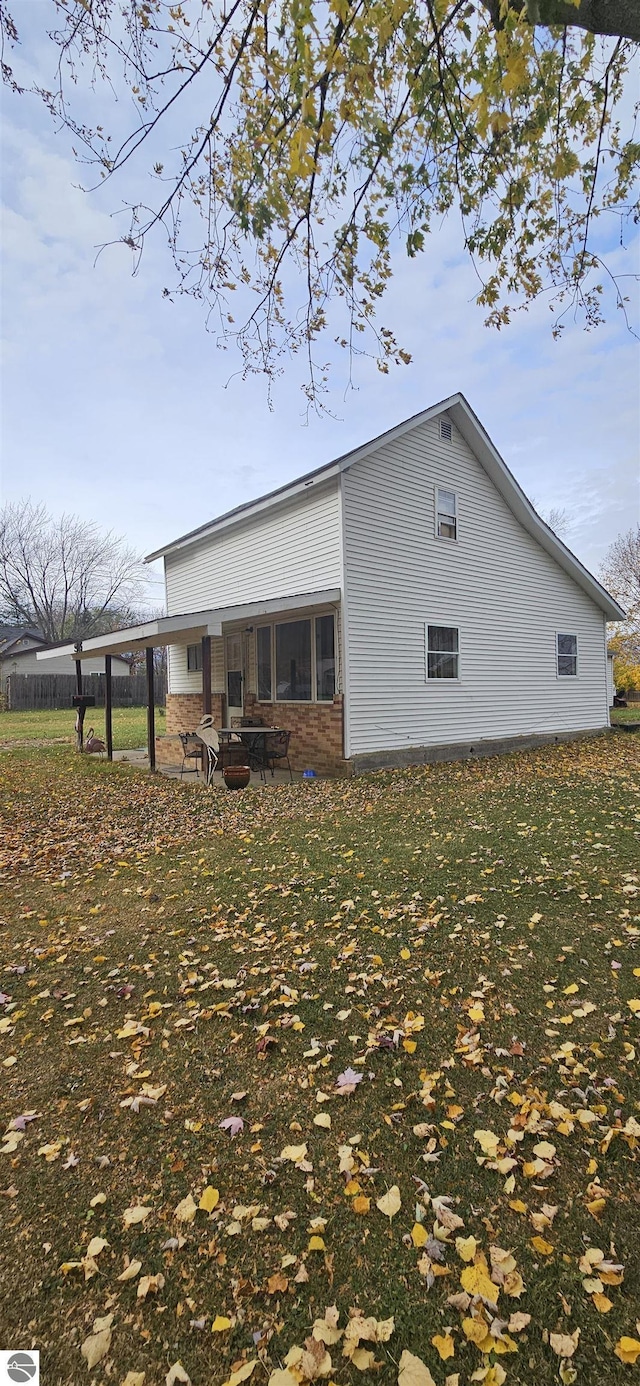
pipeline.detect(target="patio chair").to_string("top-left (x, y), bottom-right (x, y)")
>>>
top-left (179, 732), bottom-right (202, 778)
top-left (195, 716), bottom-right (220, 786)
top-left (263, 728), bottom-right (293, 781)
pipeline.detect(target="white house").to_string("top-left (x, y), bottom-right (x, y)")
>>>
top-left (42, 395), bottom-right (624, 774)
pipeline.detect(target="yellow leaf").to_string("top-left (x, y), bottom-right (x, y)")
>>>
top-left (174, 1193), bottom-right (197, 1223)
top-left (509, 1200), bottom-right (527, 1215)
top-left (586, 1198), bottom-right (607, 1218)
top-left (308, 1235), bottom-right (326, 1251)
top-left (353, 1195), bottom-right (370, 1215)
top-left (403, 1038), bottom-right (417, 1053)
top-left (456, 1235), bottom-right (478, 1262)
top-left (592, 1293), bottom-right (613, 1313)
top-left (81, 1327), bottom-right (112, 1370)
top-left (531, 1236), bottom-right (554, 1256)
top-left (199, 1186), bottom-right (219, 1212)
top-left (411, 1222), bottom-right (428, 1247)
top-left (123, 1205), bottom-right (152, 1227)
top-left (313, 1113), bottom-right (332, 1128)
top-left (431, 1332), bottom-right (455, 1360)
top-left (463, 1317), bottom-right (491, 1345)
top-left (400, 948), bottom-right (411, 960)
top-left (627, 999), bottom-right (640, 1013)
top-left (376, 1185), bottom-right (401, 1219)
top-left (397, 1349), bottom-right (437, 1386)
top-left (474, 1129), bottom-right (500, 1157)
top-left (212, 1315), bottom-right (232, 1332)
top-left (221, 1363), bottom-right (258, 1386)
top-left (280, 1143), bottom-right (308, 1163)
top-left (121, 1374), bottom-right (146, 1386)
top-left (468, 1005), bottom-right (485, 1023)
top-left (460, 1256), bottom-right (498, 1302)
top-left (118, 1259), bottom-right (142, 1282)
top-left (614, 1338), bottom-right (640, 1364)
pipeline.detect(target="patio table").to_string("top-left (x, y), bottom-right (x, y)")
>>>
top-left (216, 727), bottom-right (282, 775)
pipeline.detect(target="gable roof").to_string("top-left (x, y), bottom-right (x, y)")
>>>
top-left (145, 392), bottom-right (624, 622)
top-left (0, 626), bottom-right (47, 656)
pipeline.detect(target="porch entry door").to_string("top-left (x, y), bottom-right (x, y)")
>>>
top-left (225, 633), bottom-right (244, 724)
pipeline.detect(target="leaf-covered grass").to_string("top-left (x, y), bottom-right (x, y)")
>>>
top-left (1, 735), bottom-right (639, 1386)
top-left (0, 705), bottom-right (165, 750)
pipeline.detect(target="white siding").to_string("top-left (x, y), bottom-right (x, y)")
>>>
top-left (165, 484), bottom-right (341, 614)
top-left (165, 483), bottom-right (341, 695)
top-left (168, 637), bottom-right (224, 697)
top-left (342, 416), bottom-right (609, 756)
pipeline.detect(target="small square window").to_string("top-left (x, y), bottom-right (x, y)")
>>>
top-left (426, 624), bottom-right (459, 679)
top-left (557, 632), bottom-right (577, 676)
top-left (437, 488), bottom-right (457, 540)
top-left (187, 643), bottom-right (202, 672)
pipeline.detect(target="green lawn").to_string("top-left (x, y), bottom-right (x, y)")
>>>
top-left (610, 705), bottom-right (640, 725)
top-left (0, 736), bottom-right (639, 1386)
top-left (0, 705), bottom-right (165, 750)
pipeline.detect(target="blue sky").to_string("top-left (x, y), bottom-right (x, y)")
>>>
top-left (1, 2), bottom-right (638, 608)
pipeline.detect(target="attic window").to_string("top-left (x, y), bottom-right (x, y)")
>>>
top-left (436, 487), bottom-right (458, 540)
top-left (440, 418), bottom-right (452, 442)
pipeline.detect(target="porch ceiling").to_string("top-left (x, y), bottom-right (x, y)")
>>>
top-left (35, 589), bottom-right (341, 661)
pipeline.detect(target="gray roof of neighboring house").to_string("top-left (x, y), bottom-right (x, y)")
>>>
top-left (0, 626), bottom-right (46, 656)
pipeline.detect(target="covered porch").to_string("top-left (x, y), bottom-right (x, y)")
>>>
top-left (36, 589), bottom-right (346, 776)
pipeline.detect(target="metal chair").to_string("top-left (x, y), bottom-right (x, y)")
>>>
top-left (179, 732), bottom-right (202, 778)
top-left (263, 728), bottom-right (293, 780)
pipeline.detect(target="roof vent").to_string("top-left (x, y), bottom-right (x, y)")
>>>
top-left (440, 418), bottom-right (452, 442)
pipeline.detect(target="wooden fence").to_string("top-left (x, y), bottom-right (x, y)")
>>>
top-left (5, 672), bottom-right (167, 711)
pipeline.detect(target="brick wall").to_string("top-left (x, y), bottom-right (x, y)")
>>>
top-left (156, 692), bottom-right (223, 767)
top-left (157, 691), bottom-right (347, 775)
top-left (245, 693), bottom-right (346, 775)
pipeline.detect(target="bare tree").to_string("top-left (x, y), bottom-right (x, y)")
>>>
top-left (0, 500), bottom-right (148, 642)
top-left (600, 523), bottom-right (640, 621)
top-left (530, 499), bottom-right (572, 538)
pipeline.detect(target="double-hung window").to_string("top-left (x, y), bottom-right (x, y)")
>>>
top-left (557, 633), bottom-right (577, 677)
top-left (186, 643), bottom-right (202, 672)
top-left (426, 624), bottom-right (459, 679)
top-left (436, 488), bottom-right (457, 540)
top-left (256, 614), bottom-right (335, 702)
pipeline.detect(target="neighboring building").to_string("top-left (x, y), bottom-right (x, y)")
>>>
top-left (1, 632), bottom-right (130, 692)
top-left (41, 395), bottom-right (625, 773)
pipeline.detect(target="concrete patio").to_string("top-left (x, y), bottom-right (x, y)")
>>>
top-left (111, 747), bottom-right (306, 785)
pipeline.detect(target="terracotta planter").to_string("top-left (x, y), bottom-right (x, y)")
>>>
top-left (223, 763), bottom-right (251, 790)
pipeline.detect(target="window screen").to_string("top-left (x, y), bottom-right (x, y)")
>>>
top-left (557, 633), bottom-right (577, 676)
top-left (315, 614), bottom-right (335, 701)
top-left (427, 625), bottom-right (459, 679)
top-left (437, 488), bottom-right (457, 540)
top-left (275, 620), bottom-right (312, 700)
top-left (187, 643), bottom-right (202, 672)
top-left (257, 626), bottom-right (272, 700)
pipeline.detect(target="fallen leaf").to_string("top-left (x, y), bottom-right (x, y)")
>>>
top-left (199, 1186), bottom-right (219, 1212)
top-left (174, 1193), bottom-right (197, 1223)
top-left (122, 1205), bottom-right (152, 1227)
top-left (614, 1338), bottom-right (640, 1365)
top-left (549, 1329), bottom-right (580, 1358)
top-left (432, 1332), bottom-right (455, 1360)
top-left (397, 1349), bottom-right (437, 1386)
top-left (376, 1185), bottom-right (401, 1220)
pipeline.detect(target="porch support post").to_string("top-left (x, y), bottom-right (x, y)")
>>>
top-left (74, 650), bottom-right (84, 753)
top-left (201, 635), bottom-right (212, 718)
top-left (146, 647), bottom-right (156, 773)
top-left (104, 655), bottom-right (113, 762)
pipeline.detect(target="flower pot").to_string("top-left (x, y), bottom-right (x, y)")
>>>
top-left (223, 764), bottom-right (251, 790)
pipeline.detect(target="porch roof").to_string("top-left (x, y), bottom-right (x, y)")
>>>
top-left (35, 588), bottom-right (341, 661)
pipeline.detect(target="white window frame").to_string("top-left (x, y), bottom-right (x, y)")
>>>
top-left (186, 642), bottom-right (202, 673)
top-left (425, 622), bottom-right (461, 682)
top-left (556, 631), bottom-right (579, 678)
top-left (255, 612), bottom-right (337, 704)
top-left (435, 486), bottom-right (458, 541)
